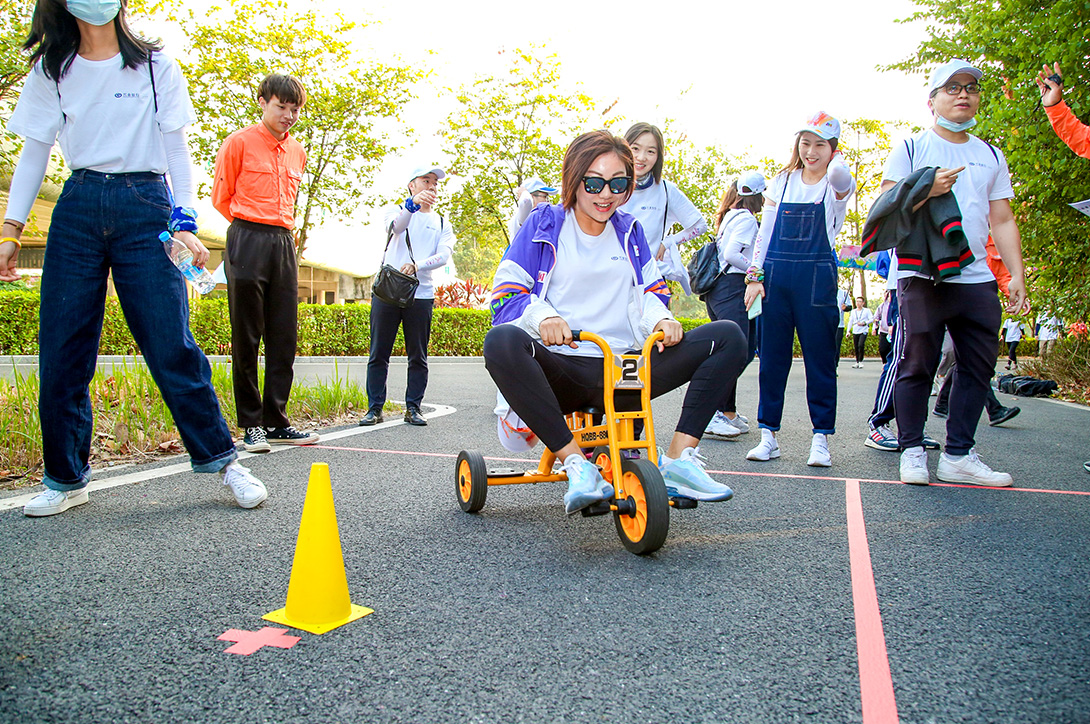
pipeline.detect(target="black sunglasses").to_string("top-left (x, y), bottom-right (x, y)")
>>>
top-left (581, 176), bottom-right (630, 195)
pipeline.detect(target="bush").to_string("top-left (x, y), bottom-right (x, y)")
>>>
top-left (1022, 335), bottom-right (1090, 405)
top-left (0, 291), bottom-right (907, 359)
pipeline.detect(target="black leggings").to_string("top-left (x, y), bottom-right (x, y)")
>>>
top-left (483, 322), bottom-right (747, 452)
top-left (1007, 340), bottom-right (1019, 365)
top-left (853, 332), bottom-right (868, 363)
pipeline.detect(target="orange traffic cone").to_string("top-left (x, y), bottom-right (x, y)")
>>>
top-left (264, 463), bottom-right (373, 634)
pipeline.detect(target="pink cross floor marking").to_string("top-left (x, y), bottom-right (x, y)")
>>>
top-left (218, 627), bottom-right (301, 655)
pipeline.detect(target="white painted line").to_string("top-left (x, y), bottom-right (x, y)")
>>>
top-left (0, 402), bottom-right (457, 511)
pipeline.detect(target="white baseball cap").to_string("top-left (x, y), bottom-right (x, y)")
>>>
top-left (408, 165), bottom-right (446, 184)
top-left (928, 60), bottom-right (983, 96)
top-left (737, 171), bottom-right (766, 197)
top-left (524, 177), bottom-right (557, 195)
top-left (494, 393), bottom-right (538, 453)
top-left (798, 111), bottom-right (841, 140)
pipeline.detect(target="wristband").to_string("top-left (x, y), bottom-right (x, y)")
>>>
top-left (404, 197), bottom-right (421, 213)
top-left (1, 237), bottom-right (21, 250)
top-left (745, 265), bottom-right (764, 284)
top-left (168, 206), bottom-right (199, 233)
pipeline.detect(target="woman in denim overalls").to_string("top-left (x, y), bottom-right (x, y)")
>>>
top-left (743, 112), bottom-right (856, 467)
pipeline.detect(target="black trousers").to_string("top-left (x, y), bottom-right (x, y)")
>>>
top-left (894, 278), bottom-right (1001, 455)
top-left (834, 327), bottom-right (845, 366)
top-left (853, 332), bottom-right (868, 363)
top-left (225, 219), bottom-right (298, 429)
top-left (1007, 340), bottom-right (1020, 365)
top-left (367, 297), bottom-right (434, 412)
top-left (483, 322), bottom-right (746, 453)
top-left (937, 364), bottom-right (1002, 417)
top-left (704, 273), bottom-right (757, 414)
top-left (878, 333), bottom-right (892, 363)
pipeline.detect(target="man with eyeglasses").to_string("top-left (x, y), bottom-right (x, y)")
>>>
top-left (884, 59), bottom-right (1030, 487)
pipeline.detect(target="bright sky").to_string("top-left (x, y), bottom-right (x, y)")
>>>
top-left (153, 0), bottom-right (938, 276)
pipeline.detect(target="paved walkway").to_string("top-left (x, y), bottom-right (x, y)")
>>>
top-left (1, 358), bottom-right (1087, 723)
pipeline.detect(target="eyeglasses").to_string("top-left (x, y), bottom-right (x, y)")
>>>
top-left (934, 81), bottom-right (981, 96)
top-left (581, 176), bottom-right (630, 195)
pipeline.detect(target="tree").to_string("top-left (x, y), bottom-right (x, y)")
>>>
top-left (149, 0), bottom-right (417, 260)
top-left (836, 117), bottom-right (914, 302)
top-left (885, 0), bottom-right (1090, 320)
top-left (439, 49), bottom-right (603, 283)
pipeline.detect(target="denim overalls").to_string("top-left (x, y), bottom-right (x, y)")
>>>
top-left (756, 177), bottom-right (839, 434)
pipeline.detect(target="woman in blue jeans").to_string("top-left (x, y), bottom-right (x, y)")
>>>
top-left (0, 0), bottom-right (267, 516)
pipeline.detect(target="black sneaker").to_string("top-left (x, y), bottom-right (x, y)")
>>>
top-left (358, 409), bottom-right (383, 426)
top-left (244, 427), bottom-right (271, 453)
top-left (932, 406), bottom-right (949, 419)
top-left (266, 426), bottom-right (320, 445)
top-left (922, 434), bottom-right (942, 450)
top-left (988, 406), bottom-right (1020, 427)
top-left (404, 408), bottom-right (428, 426)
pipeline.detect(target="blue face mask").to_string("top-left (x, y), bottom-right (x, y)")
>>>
top-left (936, 115), bottom-right (977, 133)
top-left (67, 0), bottom-right (121, 26)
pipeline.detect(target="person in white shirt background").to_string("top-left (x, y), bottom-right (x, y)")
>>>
top-left (361, 165), bottom-right (457, 427)
top-left (702, 171), bottom-right (766, 440)
top-left (506, 176), bottom-right (557, 241)
top-left (743, 112), bottom-right (856, 468)
top-left (848, 296), bottom-right (874, 368)
top-left (1036, 312), bottom-right (1062, 360)
top-left (620, 122), bottom-right (708, 297)
top-left (1001, 317), bottom-right (1026, 370)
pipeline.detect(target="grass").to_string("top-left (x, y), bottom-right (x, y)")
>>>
top-left (1021, 336), bottom-right (1090, 406)
top-left (0, 360), bottom-right (393, 491)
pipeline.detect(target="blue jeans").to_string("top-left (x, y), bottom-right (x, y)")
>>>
top-left (38, 170), bottom-right (237, 491)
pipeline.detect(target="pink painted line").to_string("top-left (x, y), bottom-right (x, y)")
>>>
top-left (845, 479), bottom-right (899, 724)
top-left (310, 446), bottom-right (1090, 496)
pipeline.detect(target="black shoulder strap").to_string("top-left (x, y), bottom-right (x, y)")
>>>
top-left (661, 181), bottom-right (670, 240)
top-left (382, 221), bottom-right (415, 265)
top-left (148, 51), bottom-right (158, 114)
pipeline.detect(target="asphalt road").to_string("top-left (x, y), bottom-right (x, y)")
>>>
top-left (1, 357), bottom-right (1088, 723)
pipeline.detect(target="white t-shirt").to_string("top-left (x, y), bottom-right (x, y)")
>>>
top-left (757, 170), bottom-right (854, 267)
top-left (382, 207), bottom-right (456, 299)
top-left (715, 209), bottom-right (759, 275)
top-left (547, 212), bottom-right (636, 358)
top-left (883, 129), bottom-right (1014, 285)
top-left (8, 52), bottom-right (196, 174)
top-left (620, 180), bottom-right (705, 257)
top-left (849, 308), bottom-right (874, 334)
top-left (837, 288), bottom-right (851, 328)
top-left (1002, 319), bottom-right (1025, 342)
top-left (1037, 315), bottom-right (1062, 341)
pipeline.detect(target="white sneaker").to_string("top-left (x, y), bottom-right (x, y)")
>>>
top-left (900, 446), bottom-right (930, 485)
top-left (23, 487), bottom-right (89, 517)
top-left (807, 433), bottom-right (832, 467)
top-left (724, 414), bottom-right (749, 434)
top-left (221, 463), bottom-right (269, 508)
top-left (746, 429), bottom-right (780, 461)
top-left (705, 411), bottom-right (742, 439)
top-left (936, 448), bottom-right (1013, 487)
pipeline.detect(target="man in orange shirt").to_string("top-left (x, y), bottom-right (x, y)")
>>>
top-left (212, 74), bottom-right (319, 452)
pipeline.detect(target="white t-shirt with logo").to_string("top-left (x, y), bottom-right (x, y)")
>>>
top-left (883, 129), bottom-right (1014, 284)
top-left (382, 206), bottom-right (456, 299)
top-left (547, 212), bottom-right (636, 358)
top-left (8, 52), bottom-right (196, 174)
top-left (620, 180), bottom-right (704, 257)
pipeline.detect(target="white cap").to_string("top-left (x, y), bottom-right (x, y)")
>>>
top-left (408, 165), bottom-right (446, 184)
top-left (928, 60), bottom-right (983, 96)
top-left (494, 393), bottom-right (538, 453)
top-left (798, 111), bottom-right (841, 140)
top-left (524, 177), bottom-right (557, 195)
top-left (737, 171), bottom-right (766, 197)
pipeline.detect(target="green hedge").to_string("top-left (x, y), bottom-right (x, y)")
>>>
top-left (0, 291), bottom-right (1040, 359)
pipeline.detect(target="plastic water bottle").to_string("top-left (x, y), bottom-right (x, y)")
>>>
top-left (159, 231), bottom-right (216, 294)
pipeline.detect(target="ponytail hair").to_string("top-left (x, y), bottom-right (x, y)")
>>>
top-left (26, 0), bottom-right (161, 82)
top-left (715, 178), bottom-right (764, 229)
